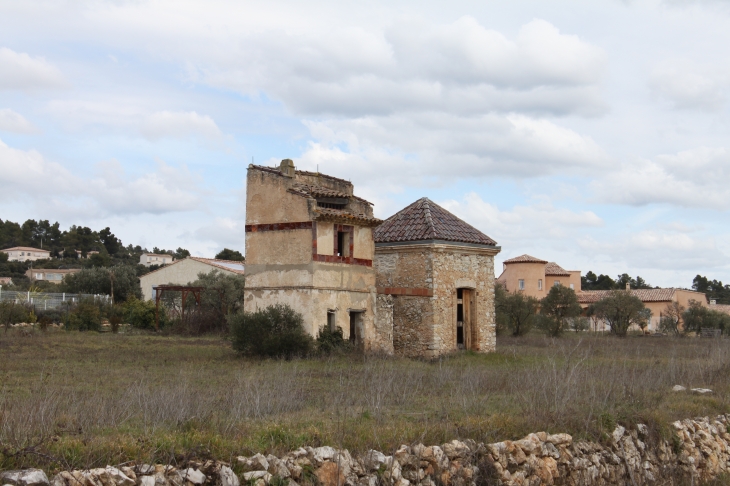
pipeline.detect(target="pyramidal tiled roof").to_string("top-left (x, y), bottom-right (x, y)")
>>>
top-left (503, 254), bottom-right (548, 264)
top-left (374, 198), bottom-right (497, 246)
top-left (545, 262), bottom-right (570, 276)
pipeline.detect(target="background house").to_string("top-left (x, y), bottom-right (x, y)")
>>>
top-left (577, 288), bottom-right (707, 331)
top-left (496, 254), bottom-right (581, 298)
top-left (26, 268), bottom-right (81, 283)
top-left (1, 247), bottom-right (51, 262)
top-left (139, 257), bottom-right (244, 301)
top-left (139, 252), bottom-right (174, 267)
top-left (0, 277), bottom-right (12, 285)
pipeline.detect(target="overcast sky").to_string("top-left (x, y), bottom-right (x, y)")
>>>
top-left (1, 0), bottom-right (729, 287)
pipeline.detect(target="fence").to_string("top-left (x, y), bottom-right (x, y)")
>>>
top-left (0, 290), bottom-right (110, 311)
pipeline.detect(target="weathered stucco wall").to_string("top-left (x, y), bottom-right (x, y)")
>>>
top-left (244, 164), bottom-right (386, 352)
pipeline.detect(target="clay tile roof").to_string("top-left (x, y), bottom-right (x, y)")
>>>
top-left (374, 198), bottom-right (497, 246)
top-left (711, 304), bottom-right (730, 315)
top-left (2, 246), bottom-right (50, 252)
top-left (291, 183), bottom-right (350, 199)
top-left (313, 208), bottom-right (382, 227)
top-left (577, 288), bottom-right (681, 304)
top-left (503, 254), bottom-right (548, 264)
top-left (545, 262), bottom-right (570, 276)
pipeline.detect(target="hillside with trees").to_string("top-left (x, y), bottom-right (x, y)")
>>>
top-left (0, 218), bottom-right (243, 293)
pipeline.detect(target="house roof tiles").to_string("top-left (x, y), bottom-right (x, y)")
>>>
top-left (545, 262), bottom-right (570, 276)
top-left (374, 197), bottom-right (497, 246)
top-left (577, 288), bottom-right (682, 304)
top-left (2, 246), bottom-right (50, 252)
top-left (503, 254), bottom-right (548, 264)
top-left (313, 208), bottom-right (382, 227)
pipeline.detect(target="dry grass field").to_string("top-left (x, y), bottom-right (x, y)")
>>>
top-left (1, 329), bottom-right (729, 475)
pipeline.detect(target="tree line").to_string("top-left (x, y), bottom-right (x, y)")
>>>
top-left (496, 284), bottom-right (730, 337)
top-left (0, 218), bottom-right (243, 287)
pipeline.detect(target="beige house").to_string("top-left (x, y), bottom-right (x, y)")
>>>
top-left (2, 247), bottom-right (51, 262)
top-left (243, 160), bottom-right (387, 351)
top-left (577, 288), bottom-right (707, 332)
top-left (496, 254), bottom-right (581, 298)
top-left (139, 257), bottom-right (245, 301)
top-left (374, 198), bottom-right (501, 357)
top-left (0, 277), bottom-right (13, 285)
top-left (26, 268), bottom-right (81, 283)
top-left (139, 253), bottom-right (174, 267)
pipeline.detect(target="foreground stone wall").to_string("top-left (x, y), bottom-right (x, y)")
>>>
top-left (3, 415), bottom-right (729, 486)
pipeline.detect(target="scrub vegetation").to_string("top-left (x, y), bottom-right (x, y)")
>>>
top-left (1, 330), bottom-right (728, 475)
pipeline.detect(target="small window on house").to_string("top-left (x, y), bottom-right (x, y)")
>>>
top-left (570, 283), bottom-right (574, 289)
top-left (554, 280), bottom-right (560, 287)
top-left (336, 230), bottom-right (351, 257)
top-left (327, 310), bottom-right (336, 331)
top-left (518, 279), bottom-right (525, 290)
top-left (538, 279), bottom-right (543, 290)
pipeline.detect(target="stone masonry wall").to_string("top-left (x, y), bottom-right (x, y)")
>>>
top-left (8, 415), bottom-right (730, 486)
top-left (431, 249), bottom-right (496, 354)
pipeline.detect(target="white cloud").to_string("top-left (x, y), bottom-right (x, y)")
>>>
top-left (440, 192), bottom-right (603, 243)
top-left (193, 17), bottom-right (607, 117)
top-left (47, 101), bottom-right (223, 141)
top-left (0, 108), bottom-right (38, 133)
top-left (0, 138), bottom-right (204, 215)
top-left (578, 229), bottom-right (728, 271)
top-left (592, 147), bottom-right (730, 208)
top-left (0, 138), bottom-right (76, 196)
top-left (0, 47), bottom-right (66, 90)
top-left (650, 60), bottom-right (727, 111)
top-left (90, 159), bottom-right (204, 215)
top-left (291, 113), bottom-right (609, 189)
top-left (140, 111), bottom-right (222, 141)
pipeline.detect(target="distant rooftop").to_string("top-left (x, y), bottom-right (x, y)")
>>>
top-left (503, 254), bottom-right (548, 264)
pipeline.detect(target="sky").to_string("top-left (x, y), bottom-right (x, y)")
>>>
top-left (1, 0), bottom-right (730, 288)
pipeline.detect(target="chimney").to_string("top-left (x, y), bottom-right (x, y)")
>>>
top-left (626, 283), bottom-right (630, 290)
top-left (279, 159), bottom-right (295, 177)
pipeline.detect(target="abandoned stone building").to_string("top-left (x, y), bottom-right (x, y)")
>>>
top-left (243, 160), bottom-right (390, 352)
top-left (243, 160), bottom-right (501, 356)
top-left (374, 198), bottom-right (501, 357)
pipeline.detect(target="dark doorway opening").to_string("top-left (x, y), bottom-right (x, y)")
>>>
top-left (456, 288), bottom-right (475, 350)
top-left (349, 310), bottom-right (363, 344)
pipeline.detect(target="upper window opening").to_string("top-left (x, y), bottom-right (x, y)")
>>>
top-left (318, 201), bottom-right (346, 210)
top-left (518, 279), bottom-right (525, 290)
top-left (336, 230), bottom-right (350, 257)
top-left (538, 279), bottom-right (543, 290)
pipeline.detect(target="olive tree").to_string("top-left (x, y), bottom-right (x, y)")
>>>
top-left (591, 290), bottom-right (647, 337)
top-left (495, 286), bottom-right (540, 336)
top-left (539, 285), bottom-right (582, 337)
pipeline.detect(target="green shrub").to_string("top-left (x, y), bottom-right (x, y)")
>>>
top-left (229, 304), bottom-right (313, 358)
top-left (0, 302), bottom-right (34, 326)
top-left (65, 300), bottom-right (102, 331)
top-left (123, 297), bottom-right (161, 329)
top-left (316, 325), bottom-right (352, 355)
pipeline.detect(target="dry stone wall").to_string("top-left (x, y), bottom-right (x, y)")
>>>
top-left (3, 415), bottom-right (730, 486)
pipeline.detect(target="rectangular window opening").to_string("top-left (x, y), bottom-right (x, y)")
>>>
top-left (538, 279), bottom-right (542, 290)
top-left (554, 280), bottom-right (560, 287)
top-left (518, 279), bottom-right (525, 290)
top-left (327, 310), bottom-right (336, 332)
top-left (336, 231), bottom-right (351, 257)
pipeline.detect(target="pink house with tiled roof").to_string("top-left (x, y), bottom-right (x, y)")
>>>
top-left (496, 254), bottom-right (581, 299)
top-left (374, 198), bottom-right (501, 357)
top-left (243, 159), bottom-right (391, 352)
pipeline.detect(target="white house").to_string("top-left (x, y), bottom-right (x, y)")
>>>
top-left (1, 247), bottom-right (51, 262)
top-left (139, 257), bottom-right (244, 301)
top-left (139, 252), bottom-right (174, 267)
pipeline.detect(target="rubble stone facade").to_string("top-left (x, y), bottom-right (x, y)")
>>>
top-left (374, 198), bottom-right (500, 357)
